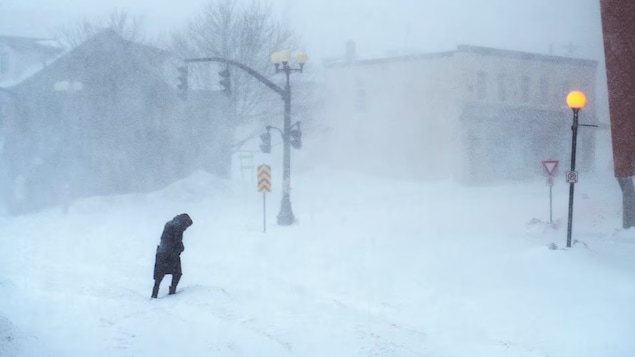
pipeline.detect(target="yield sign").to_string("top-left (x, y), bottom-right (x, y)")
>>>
top-left (542, 160), bottom-right (559, 176)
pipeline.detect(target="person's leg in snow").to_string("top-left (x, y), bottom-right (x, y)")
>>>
top-left (151, 273), bottom-right (181, 297)
top-left (152, 274), bottom-right (164, 298)
top-left (169, 273), bottom-right (182, 295)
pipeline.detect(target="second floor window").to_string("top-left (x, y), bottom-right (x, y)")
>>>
top-left (539, 76), bottom-right (549, 104)
top-left (355, 79), bottom-right (366, 113)
top-left (476, 71), bottom-right (487, 100)
top-left (497, 74), bottom-right (507, 102)
top-left (562, 80), bottom-right (572, 98)
top-left (520, 76), bottom-right (530, 103)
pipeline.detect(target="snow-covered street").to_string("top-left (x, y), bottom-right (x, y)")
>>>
top-left (1, 168), bottom-right (633, 357)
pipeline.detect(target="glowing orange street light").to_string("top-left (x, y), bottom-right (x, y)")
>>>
top-left (565, 90), bottom-right (587, 248)
top-left (566, 90), bottom-right (587, 109)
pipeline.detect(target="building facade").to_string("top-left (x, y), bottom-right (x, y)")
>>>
top-left (600, 0), bottom-right (635, 228)
top-left (322, 45), bottom-right (598, 184)
top-left (1, 31), bottom-right (232, 214)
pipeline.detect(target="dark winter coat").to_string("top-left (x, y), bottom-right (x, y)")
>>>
top-left (153, 213), bottom-right (193, 279)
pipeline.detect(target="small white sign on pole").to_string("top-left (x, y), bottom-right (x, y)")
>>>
top-left (566, 171), bottom-right (578, 183)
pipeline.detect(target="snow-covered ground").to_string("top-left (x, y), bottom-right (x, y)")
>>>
top-left (0, 167), bottom-right (633, 357)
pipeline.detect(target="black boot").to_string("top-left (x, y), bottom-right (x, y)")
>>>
top-left (151, 277), bottom-right (163, 298)
top-left (169, 274), bottom-right (181, 295)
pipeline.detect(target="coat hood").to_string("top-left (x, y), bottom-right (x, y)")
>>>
top-left (173, 213), bottom-right (193, 229)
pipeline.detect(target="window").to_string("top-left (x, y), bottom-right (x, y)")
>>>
top-left (562, 80), bottom-right (571, 98)
top-left (0, 52), bottom-right (8, 74)
top-left (497, 74), bottom-right (507, 102)
top-left (476, 71), bottom-right (487, 100)
top-left (355, 79), bottom-right (366, 113)
top-left (520, 76), bottom-right (530, 103)
top-left (539, 76), bottom-right (549, 104)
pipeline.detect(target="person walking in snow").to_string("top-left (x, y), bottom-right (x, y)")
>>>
top-left (151, 213), bottom-right (193, 298)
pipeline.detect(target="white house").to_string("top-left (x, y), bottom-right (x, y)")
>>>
top-left (322, 45), bottom-right (598, 184)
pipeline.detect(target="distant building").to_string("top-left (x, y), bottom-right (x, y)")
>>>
top-left (1, 30), bottom-right (231, 214)
top-left (322, 45), bottom-right (598, 184)
top-left (0, 35), bottom-right (63, 86)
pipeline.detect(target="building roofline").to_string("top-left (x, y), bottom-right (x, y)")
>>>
top-left (9, 29), bottom-right (173, 91)
top-left (325, 44), bottom-right (597, 68)
top-left (0, 35), bottom-right (63, 54)
top-left (0, 87), bottom-right (15, 95)
top-left (456, 45), bottom-right (597, 66)
top-left (0, 35), bottom-right (52, 41)
top-left (325, 51), bottom-right (455, 68)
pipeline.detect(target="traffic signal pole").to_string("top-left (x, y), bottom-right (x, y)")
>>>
top-left (184, 56), bottom-right (299, 225)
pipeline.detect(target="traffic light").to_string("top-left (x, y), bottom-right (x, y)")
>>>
top-left (259, 132), bottom-right (271, 153)
top-left (218, 69), bottom-right (231, 97)
top-left (177, 66), bottom-right (188, 100)
top-left (289, 128), bottom-right (302, 149)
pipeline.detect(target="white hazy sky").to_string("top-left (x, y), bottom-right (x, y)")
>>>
top-left (0, 0), bottom-right (605, 62)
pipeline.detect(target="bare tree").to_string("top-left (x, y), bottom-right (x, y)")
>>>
top-left (170, 0), bottom-right (301, 136)
top-left (56, 9), bottom-right (147, 49)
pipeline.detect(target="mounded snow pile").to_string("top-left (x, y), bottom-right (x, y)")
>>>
top-left (151, 170), bottom-right (233, 203)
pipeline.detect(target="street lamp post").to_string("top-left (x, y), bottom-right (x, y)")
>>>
top-left (565, 90), bottom-right (586, 248)
top-left (270, 50), bottom-right (307, 225)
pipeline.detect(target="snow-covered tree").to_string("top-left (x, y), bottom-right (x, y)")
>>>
top-left (56, 9), bottom-right (147, 49)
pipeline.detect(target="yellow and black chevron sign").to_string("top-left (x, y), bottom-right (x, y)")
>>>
top-left (257, 165), bottom-right (271, 192)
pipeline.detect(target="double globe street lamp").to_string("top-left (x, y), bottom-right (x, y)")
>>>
top-left (265, 50), bottom-right (308, 225)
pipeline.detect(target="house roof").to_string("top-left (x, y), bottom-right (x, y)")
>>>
top-left (0, 35), bottom-right (63, 55)
top-left (0, 87), bottom-right (15, 98)
top-left (9, 29), bottom-right (175, 93)
top-left (325, 44), bottom-right (598, 68)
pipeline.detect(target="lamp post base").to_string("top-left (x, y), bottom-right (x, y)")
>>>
top-left (277, 198), bottom-right (295, 225)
